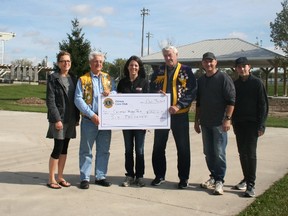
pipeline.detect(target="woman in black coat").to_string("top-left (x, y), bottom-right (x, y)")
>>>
top-left (46, 51), bottom-right (79, 189)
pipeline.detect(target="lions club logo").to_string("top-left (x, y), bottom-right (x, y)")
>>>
top-left (103, 98), bottom-right (113, 108)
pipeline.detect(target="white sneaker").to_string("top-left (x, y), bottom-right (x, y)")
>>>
top-left (213, 181), bottom-right (224, 195)
top-left (200, 177), bottom-right (215, 189)
top-left (234, 180), bottom-right (247, 190)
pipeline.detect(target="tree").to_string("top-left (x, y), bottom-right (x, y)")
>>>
top-left (59, 18), bottom-right (91, 76)
top-left (270, 0), bottom-right (288, 55)
top-left (110, 58), bottom-right (127, 79)
top-left (270, 0), bottom-right (288, 96)
top-left (11, 59), bottom-right (33, 67)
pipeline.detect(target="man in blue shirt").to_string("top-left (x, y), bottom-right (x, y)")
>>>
top-left (74, 51), bottom-right (116, 189)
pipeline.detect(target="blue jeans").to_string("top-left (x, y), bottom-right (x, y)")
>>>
top-left (123, 129), bottom-right (146, 178)
top-left (152, 113), bottom-right (191, 181)
top-left (201, 125), bottom-right (227, 182)
top-left (79, 118), bottom-right (111, 181)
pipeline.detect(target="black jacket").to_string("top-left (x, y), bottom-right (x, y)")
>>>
top-left (232, 74), bottom-right (268, 132)
top-left (117, 76), bottom-right (149, 93)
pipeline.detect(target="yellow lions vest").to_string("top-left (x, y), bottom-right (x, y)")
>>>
top-left (79, 72), bottom-right (112, 106)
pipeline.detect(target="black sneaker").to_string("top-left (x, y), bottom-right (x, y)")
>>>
top-left (178, 179), bottom-right (188, 189)
top-left (80, 180), bottom-right (89, 189)
top-left (95, 179), bottom-right (112, 187)
top-left (244, 185), bottom-right (255, 197)
top-left (234, 179), bottom-right (247, 190)
top-left (151, 177), bottom-right (165, 186)
top-left (135, 178), bottom-right (145, 187)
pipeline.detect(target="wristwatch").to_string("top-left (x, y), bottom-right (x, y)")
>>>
top-left (176, 104), bottom-right (181, 109)
top-left (224, 115), bottom-right (231, 121)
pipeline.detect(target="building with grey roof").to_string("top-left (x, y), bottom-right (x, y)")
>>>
top-left (141, 38), bottom-right (287, 96)
top-left (141, 38), bottom-right (285, 68)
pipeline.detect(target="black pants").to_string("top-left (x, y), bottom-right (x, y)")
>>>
top-left (123, 129), bottom-right (146, 179)
top-left (233, 121), bottom-right (258, 187)
top-left (51, 138), bottom-right (70, 159)
top-left (152, 113), bottom-right (191, 181)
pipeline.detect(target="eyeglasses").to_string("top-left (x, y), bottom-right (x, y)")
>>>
top-left (59, 60), bottom-right (71, 63)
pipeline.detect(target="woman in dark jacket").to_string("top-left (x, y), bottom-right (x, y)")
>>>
top-left (117, 55), bottom-right (148, 187)
top-left (46, 51), bottom-right (79, 189)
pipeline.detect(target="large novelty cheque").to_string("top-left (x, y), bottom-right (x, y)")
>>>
top-left (98, 93), bottom-right (171, 130)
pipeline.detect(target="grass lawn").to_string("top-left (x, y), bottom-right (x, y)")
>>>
top-left (0, 84), bottom-right (47, 112)
top-left (0, 83), bottom-right (288, 215)
top-left (238, 173), bottom-right (288, 216)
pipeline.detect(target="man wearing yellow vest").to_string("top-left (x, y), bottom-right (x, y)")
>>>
top-left (74, 51), bottom-right (116, 189)
top-left (149, 45), bottom-right (197, 189)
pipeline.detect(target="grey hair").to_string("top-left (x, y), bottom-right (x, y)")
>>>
top-left (162, 45), bottom-right (178, 55)
top-left (88, 51), bottom-right (105, 61)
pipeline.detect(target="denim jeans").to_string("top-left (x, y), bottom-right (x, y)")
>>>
top-left (152, 113), bottom-right (191, 181)
top-left (201, 125), bottom-right (227, 182)
top-left (79, 117), bottom-right (111, 181)
top-left (233, 121), bottom-right (258, 187)
top-left (122, 129), bottom-right (146, 178)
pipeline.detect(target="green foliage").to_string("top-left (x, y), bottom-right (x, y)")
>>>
top-left (110, 58), bottom-right (127, 79)
top-left (270, 0), bottom-right (288, 55)
top-left (238, 173), bottom-right (288, 216)
top-left (59, 18), bottom-right (91, 77)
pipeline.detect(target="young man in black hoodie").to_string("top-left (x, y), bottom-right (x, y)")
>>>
top-left (232, 57), bottom-right (268, 197)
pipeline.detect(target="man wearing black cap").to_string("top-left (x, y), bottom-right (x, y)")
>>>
top-left (194, 52), bottom-right (236, 195)
top-left (232, 57), bottom-right (268, 197)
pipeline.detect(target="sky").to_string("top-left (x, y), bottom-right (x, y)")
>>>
top-left (0, 0), bottom-right (284, 67)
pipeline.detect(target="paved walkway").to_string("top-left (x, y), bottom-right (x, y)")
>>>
top-left (0, 111), bottom-right (287, 216)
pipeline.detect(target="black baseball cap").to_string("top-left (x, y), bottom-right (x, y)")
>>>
top-left (235, 57), bottom-right (249, 66)
top-left (202, 52), bottom-right (216, 60)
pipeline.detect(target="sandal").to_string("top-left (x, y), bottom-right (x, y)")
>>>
top-left (58, 180), bottom-right (71, 187)
top-left (47, 182), bottom-right (61, 189)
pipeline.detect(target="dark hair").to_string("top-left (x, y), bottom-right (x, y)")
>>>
top-left (123, 55), bottom-right (146, 79)
top-left (57, 51), bottom-right (71, 62)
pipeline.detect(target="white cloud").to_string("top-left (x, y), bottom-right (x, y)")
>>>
top-left (227, 32), bottom-right (248, 40)
top-left (97, 7), bottom-right (114, 15)
top-left (22, 31), bottom-right (40, 37)
top-left (79, 17), bottom-right (106, 27)
top-left (70, 4), bottom-right (91, 15)
top-left (70, 5), bottom-right (114, 16)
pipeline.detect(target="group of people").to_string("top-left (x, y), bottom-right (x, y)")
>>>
top-left (45, 46), bottom-right (268, 198)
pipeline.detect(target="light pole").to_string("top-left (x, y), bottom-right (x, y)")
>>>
top-left (146, 32), bottom-right (153, 55)
top-left (140, 7), bottom-right (149, 57)
top-left (0, 32), bottom-right (16, 64)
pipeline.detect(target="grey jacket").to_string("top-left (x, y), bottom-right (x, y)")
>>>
top-left (46, 71), bottom-right (79, 123)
